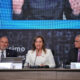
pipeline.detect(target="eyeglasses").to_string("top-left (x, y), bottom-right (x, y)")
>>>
top-left (75, 40), bottom-right (80, 42)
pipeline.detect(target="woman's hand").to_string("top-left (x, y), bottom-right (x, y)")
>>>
top-left (40, 64), bottom-right (49, 68)
top-left (69, 0), bottom-right (80, 15)
top-left (40, 64), bottom-right (44, 66)
top-left (12, 0), bottom-right (24, 14)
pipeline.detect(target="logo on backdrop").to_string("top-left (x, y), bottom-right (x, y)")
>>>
top-left (8, 46), bottom-right (25, 53)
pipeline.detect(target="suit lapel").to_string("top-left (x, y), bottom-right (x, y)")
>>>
top-left (75, 48), bottom-right (78, 61)
top-left (6, 49), bottom-right (10, 57)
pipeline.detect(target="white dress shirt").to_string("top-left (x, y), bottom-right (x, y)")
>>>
top-left (25, 49), bottom-right (56, 68)
top-left (0, 50), bottom-right (6, 61)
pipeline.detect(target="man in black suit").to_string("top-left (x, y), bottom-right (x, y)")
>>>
top-left (67, 35), bottom-right (80, 65)
top-left (0, 36), bottom-right (18, 60)
top-left (13, 0), bottom-right (64, 20)
top-left (64, 0), bottom-right (80, 20)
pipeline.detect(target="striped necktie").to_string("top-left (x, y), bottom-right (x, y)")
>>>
top-left (78, 49), bottom-right (80, 62)
top-left (1, 51), bottom-right (4, 62)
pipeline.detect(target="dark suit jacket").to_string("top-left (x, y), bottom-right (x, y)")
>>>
top-left (67, 48), bottom-right (78, 65)
top-left (13, 0), bottom-right (64, 20)
top-left (64, 0), bottom-right (80, 20)
top-left (6, 49), bottom-right (18, 57)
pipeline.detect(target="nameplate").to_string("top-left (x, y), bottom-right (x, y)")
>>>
top-left (0, 63), bottom-right (13, 69)
top-left (71, 62), bottom-right (80, 69)
top-left (0, 62), bottom-right (22, 69)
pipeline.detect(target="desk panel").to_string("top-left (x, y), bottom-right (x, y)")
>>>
top-left (0, 71), bottom-right (56, 80)
top-left (0, 69), bottom-right (80, 80)
top-left (57, 72), bottom-right (80, 80)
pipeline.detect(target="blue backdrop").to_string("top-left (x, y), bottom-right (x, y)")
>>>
top-left (0, 0), bottom-right (80, 29)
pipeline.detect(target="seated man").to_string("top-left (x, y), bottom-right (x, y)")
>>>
top-left (0, 36), bottom-right (18, 61)
top-left (67, 35), bottom-right (80, 65)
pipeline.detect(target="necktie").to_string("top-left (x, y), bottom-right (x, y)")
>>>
top-left (1, 51), bottom-right (4, 62)
top-left (78, 49), bottom-right (80, 62)
top-left (69, 0), bottom-right (80, 15)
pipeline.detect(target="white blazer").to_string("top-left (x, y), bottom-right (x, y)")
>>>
top-left (25, 49), bottom-right (56, 68)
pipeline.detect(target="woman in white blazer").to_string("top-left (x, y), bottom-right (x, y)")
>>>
top-left (25, 36), bottom-right (56, 68)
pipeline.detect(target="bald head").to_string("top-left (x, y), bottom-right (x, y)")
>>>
top-left (74, 35), bottom-right (80, 49)
top-left (0, 36), bottom-right (9, 50)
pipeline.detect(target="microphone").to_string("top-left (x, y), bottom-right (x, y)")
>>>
top-left (34, 49), bottom-right (39, 66)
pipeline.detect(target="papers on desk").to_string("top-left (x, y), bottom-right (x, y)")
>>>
top-left (70, 62), bottom-right (80, 69)
top-left (0, 62), bottom-right (22, 69)
top-left (13, 63), bottom-right (22, 69)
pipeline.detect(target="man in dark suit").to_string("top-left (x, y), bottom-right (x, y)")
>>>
top-left (13, 0), bottom-right (64, 20)
top-left (67, 35), bottom-right (80, 65)
top-left (64, 0), bottom-right (80, 20)
top-left (0, 36), bottom-right (18, 60)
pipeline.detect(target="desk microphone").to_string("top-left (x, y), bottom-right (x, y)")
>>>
top-left (34, 49), bottom-right (39, 66)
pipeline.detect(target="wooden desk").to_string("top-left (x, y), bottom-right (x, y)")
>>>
top-left (0, 68), bottom-right (80, 80)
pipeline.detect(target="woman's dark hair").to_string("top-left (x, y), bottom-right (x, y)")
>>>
top-left (32, 36), bottom-right (46, 53)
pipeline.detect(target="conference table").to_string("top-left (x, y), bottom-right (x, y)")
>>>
top-left (0, 68), bottom-right (80, 80)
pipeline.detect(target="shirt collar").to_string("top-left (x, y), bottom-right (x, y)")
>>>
top-left (78, 49), bottom-right (80, 52)
top-left (0, 49), bottom-right (6, 53)
top-left (35, 49), bottom-right (46, 56)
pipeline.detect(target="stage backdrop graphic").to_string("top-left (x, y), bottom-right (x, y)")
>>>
top-left (0, 29), bottom-right (80, 63)
top-left (0, 0), bottom-right (80, 66)
top-left (0, 0), bottom-right (80, 29)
